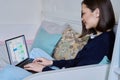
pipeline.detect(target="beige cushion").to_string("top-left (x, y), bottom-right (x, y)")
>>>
top-left (53, 27), bottom-right (89, 60)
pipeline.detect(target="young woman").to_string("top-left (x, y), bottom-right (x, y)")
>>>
top-left (24, 0), bottom-right (115, 72)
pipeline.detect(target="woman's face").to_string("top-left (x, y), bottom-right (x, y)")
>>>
top-left (81, 3), bottom-right (99, 30)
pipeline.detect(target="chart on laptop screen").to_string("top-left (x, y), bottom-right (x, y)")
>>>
top-left (7, 37), bottom-right (28, 64)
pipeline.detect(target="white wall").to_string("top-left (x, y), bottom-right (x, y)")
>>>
top-left (42, 0), bottom-right (120, 32)
top-left (0, 0), bottom-right (43, 41)
top-left (0, 0), bottom-right (82, 42)
top-left (0, 0), bottom-right (42, 24)
top-left (42, 0), bottom-right (81, 21)
top-left (42, 0), bottom-right (82, 33)
top-left (0, 0), bottom-right (119, 42)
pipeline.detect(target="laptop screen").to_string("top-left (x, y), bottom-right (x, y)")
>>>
top-left (5, 35), bottom-right (29, 65)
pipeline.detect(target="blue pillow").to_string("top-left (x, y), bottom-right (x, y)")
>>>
top-left (32, 28), bottom-right (62, 56)
top-left (99, 56), bottom-right (110, 64)
top-left (0, 65), bottom-right (32, 80)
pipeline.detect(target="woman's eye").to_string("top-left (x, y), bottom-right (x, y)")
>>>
top-left (82, 12), bottom-right (85, 17)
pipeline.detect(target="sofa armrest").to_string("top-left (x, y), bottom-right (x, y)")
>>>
top-left (23, 64), bottom-right (109, 80)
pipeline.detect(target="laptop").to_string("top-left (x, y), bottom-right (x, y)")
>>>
top-left (5, 35), bottom-right (34, 69)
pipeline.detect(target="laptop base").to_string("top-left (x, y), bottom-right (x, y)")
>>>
top-left (16, 58), bottom-right (37, 73)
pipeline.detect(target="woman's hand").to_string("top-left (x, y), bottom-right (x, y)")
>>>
top-left (33, 57), bottom-right (53, 66)
top-left (24, 62), bottom-right (45, 72)
top-left (24, 58), bottom-right (53, 72)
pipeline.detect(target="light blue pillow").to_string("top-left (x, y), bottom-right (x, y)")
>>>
top-left (30, 48), bottom-right (54, 60)
top-left (99, 56), bottom-right (110, 64)
top-left (0, 65), bottom-right (32, 80)
top-left (32, 28), bottom-right (62, 56)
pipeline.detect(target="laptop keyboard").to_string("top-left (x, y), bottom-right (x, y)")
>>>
top-left (18, 58), bottom-right (34, 68)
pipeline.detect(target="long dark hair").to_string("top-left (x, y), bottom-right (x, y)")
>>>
top-left (80, 0), bottom-right (115, 37)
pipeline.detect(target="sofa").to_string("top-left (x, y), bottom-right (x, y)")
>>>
top-left (23, 21), bottom-right (119, 80)
top-left (0, 20), bottom-right (118, 80)
top-left (23, 20), bottom-right (115, 80)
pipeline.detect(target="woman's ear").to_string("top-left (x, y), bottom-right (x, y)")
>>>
top-left (93, 8), bottom-right (100, 18)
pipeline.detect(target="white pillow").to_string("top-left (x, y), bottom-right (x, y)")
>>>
top-left (41, 21), bottom-right (67, 34)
